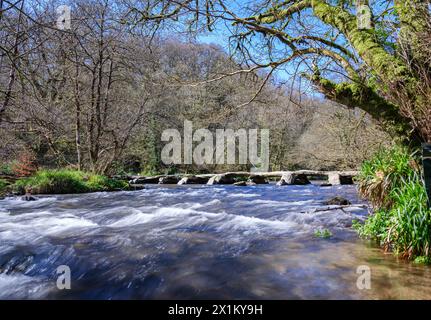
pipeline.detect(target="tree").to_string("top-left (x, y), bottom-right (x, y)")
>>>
top-left (1, 0), bottom-right (156, 173)
top-left (132, 0), bottom-right (431, 143)
top-left (0, 0), bottom-right (394, 174)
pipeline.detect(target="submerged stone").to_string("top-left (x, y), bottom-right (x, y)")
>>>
top-left (248, 175), bottom-right (268, 184)
top-left (323, 196), bottom-right (351, 206)
top-left (22, 194), bottom-right (37, 201)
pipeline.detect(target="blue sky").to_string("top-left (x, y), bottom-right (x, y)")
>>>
top-left (191, 1), bottom-right (326, 94)
top-left (195, 19), bottom-right (305, 90)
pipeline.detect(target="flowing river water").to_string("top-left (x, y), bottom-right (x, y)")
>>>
top-left (1, 184), bottom-right (431, 299)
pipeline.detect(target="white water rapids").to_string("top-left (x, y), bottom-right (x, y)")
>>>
top-left (1, 184), bottom-right (431, 299)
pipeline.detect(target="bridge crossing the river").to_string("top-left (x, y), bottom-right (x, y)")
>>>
top-left (126, 170), bottom-right (359, 186)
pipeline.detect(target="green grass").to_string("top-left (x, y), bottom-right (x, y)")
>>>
top-left (14, 169), bottom-right (129, 195)
top-left (414, 256), bottom-right (431, 265)
top-left (356, 144), bottom-right (419, 209)
top-left (314, 229), bottom-right (333, 239)
top-left (355, 145), bottom-right (431, 260)
top-left (0, 179), bottom-right (9, 196)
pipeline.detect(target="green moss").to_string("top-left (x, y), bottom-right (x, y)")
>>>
top-left (308, 75), bottom-right (411, 137)
top-left (14, 169), bottom-right (128, 195)
top-left (255, 0), bottom-right (312, 24)
top-left (311, 0), bottom-right (415, 87)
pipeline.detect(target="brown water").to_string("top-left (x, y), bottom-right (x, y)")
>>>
top-left (0, 184), bottom-right (430, 299)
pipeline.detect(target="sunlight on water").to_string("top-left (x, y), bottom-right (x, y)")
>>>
top-left (0, 184), bottom-right (430, 299)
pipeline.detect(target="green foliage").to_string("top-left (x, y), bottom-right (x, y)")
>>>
top-left (164, 166), bottom-right (179, 175)
top-left (14, 169), bottom-right (128, 195)
top-left (353, 209), bottom-right (392, 241)
top-left (355, 145), bottom-right (431, 260)
top-left (140, 167), bottom-right (161, 177)
top-left (85, 174), bottom-right (129, 192)
top-left (314, 229), bottom-right (333, 239)
top-left (414, 256), bottom-right (431, 265)
top-left (356, 144), bottom-right (419, 209)
top-left (0, 179), bottom-right (9, 195)
top-left (0, 163), bottom-right (13, 175)
top-left (389, 175), bottom-right (431, 258)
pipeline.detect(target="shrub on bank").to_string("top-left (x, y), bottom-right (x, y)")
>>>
top-left (354, 145), bottom-right (431, 261)
top-left (356, 145), bottom-right (419, 209)
top-left (14, 169), bottom-right (128, 195)
top-left (85, 174), bottom-right (128, 192)
top-left (0, 163), bottom-right (13, 175)
top-left (0, 179), bottom-right (9, 195)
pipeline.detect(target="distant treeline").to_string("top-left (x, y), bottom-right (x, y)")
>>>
top-left (0, 0), bottom-right (390, 175)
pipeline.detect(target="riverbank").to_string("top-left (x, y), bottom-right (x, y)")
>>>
top-left (1, 169), bottom-right (359, 197)
top-left (354, 144), bottom-right (431, 263)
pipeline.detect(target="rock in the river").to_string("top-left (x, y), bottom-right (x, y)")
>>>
top-left (277, 173), bottom-right (311, 186)
top-left (320, 183), bottom-right (332, 187)
top-left (130, 176), bottom-right (161, 184)
top-left (234, 180), bottom-right (257, 186)
top-left (178, 175), bottom-right (211, 185)
top-left (207, 173), bottom-right (238, 185)
top-left (22, 193), bottom-right (37, 201)
top-left (248, 175), bottom-right (268, 184)
top-left (323, 196), bottom-right (351, 206)
top-left (327, 172), bottom-right (355, 185)
top-left (339, 175), bottom-right (354, 185)
top-left (128, 184), bottom-right (145, 190)
top-left (158, 176), bottom-right (180, 184)
top-left (112, 175), bottom-right (138, 181)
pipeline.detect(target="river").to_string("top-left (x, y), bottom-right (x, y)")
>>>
top-left (1, 184), bottom-right (431, 299)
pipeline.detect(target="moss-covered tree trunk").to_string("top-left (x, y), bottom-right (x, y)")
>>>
top-left (238, 0), bottom-right (431, 143)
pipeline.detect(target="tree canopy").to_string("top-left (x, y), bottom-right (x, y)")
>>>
top-left (133, 0), bottom-right (431, 142)
top-left (0, 0), bottom-right (428, 174)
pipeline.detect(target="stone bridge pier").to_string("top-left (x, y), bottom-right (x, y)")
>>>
top-left (127, 170), bottom-right (359, 186)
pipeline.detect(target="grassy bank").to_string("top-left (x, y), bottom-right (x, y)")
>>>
top-left (354, 145), bottom-right (431, 262)
top-left (13, 169), bottom-right (129, 195)
top-left (0, 179), bottom-right (9, 196)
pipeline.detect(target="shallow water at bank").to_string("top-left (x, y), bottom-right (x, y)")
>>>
top-left (0, 184), bottom-right (430, 299)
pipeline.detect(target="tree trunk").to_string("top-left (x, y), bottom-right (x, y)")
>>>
top-left (0, 0), bottom-right (24, 123)
top-left (73, 56), bottom-right (82, 170)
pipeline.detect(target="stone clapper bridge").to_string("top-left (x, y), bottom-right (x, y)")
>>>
top-left (124, 170), bottom-right (359, 187)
